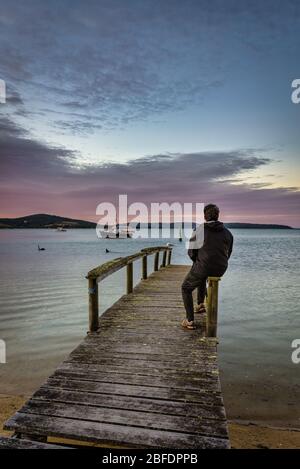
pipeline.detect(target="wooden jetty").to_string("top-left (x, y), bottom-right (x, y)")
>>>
top-left (3, 246), bottom-right (230, 449)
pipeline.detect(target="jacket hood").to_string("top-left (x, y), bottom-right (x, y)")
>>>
top-left (205, 221), bottom-right (224, 232)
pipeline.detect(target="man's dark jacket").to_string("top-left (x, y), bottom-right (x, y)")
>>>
top-left (188, 221), bottom-right (233, 277)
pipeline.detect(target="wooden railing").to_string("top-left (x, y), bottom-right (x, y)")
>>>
top-left (86, 246), bottom-right (220, 337)
top-left (86, 246), bottom-right (172, 332)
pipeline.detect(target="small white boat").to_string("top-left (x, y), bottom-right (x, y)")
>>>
top-left (99, 224), bottom-right (134, 239)
top-left (56, 227), bottom-right (67, 232)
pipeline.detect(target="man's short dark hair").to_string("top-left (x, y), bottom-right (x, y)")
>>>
top-left (204, 204), bottom-right (220, 221)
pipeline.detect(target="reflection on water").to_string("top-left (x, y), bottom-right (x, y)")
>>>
top-left (0, 228), bottom-right (299, 426)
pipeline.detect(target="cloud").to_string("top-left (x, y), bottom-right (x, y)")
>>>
top-left (0, 117), bottom-right (77, 181)
top-left (1, 116), bottom-right (299, 225)
top-left (5, 89), bottom-right (23, 106)
top-left (0, 116), bottom-right (24, 136)
top-left (53, 120), bottom-right (102, 136)
top-left (2, 0), bottom-right (299, 134)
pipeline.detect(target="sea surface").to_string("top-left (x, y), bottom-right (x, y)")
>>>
top-left (0, 228), bottom-right (299, 427)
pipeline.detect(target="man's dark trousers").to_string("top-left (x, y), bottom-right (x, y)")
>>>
top-left (181, 267), bottom-right (207, 322)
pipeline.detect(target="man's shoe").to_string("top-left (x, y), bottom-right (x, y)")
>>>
top-left (181, 319), bottom-right (196, 330)
top-left (194, 303), bottom-right (206, 313)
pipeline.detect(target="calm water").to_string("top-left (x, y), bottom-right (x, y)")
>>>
top-left (0, 229), bottom-right (299, 427)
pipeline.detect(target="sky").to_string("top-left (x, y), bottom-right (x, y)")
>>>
top-left (0, 0), bottom-right (300, 226)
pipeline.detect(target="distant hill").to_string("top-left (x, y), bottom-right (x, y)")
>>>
top-left (144, 222), bottom-right (293, 230)
top-left (224, 222), bottom-right (293, 230)
top-left (0, 214), bottom-right (97, 229)
top-left (0, 214), bottom-right (293, 230)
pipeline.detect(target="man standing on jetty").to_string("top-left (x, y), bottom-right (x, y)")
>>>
top-left (181, 204), bottom-right (233, 330)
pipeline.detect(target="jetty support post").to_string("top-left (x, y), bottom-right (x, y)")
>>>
top-left (161, 250), bottom-right (167, 268)
top-left (167, 248), bottom-right (172, 265)
top-left (126, 262), bottom-right (133, 294)
top-left (154, 252), bottom-right (159, 271)
top-left (206, 277), bottom-right (221, 338)
top-left (142, 255), bottom-right (147, 280)
top-left (88, 277), bottom-right (99, 333)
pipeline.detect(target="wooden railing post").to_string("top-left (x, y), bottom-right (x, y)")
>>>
top-left (126, 262), bottom-right (133, 294)
top-left (206, 277), bottom-right (221, 337)
top-left (161, 250), bottom-right (167, 267)
top-left (88, 277), bottom-right (99, 332)
top-left (142, 255), bottom-right (147, 280)
top-left (167, 249), bottom-right (172, 265)
top-left (154, 252), bottom-right (159, 271)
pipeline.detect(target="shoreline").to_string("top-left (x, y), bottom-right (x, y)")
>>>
top-left (1, 394), bottom-right (299, 449)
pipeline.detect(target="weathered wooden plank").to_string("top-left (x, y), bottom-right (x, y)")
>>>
top-left (66, 355), bottom-right (219, 374)
top-left (85, 333), bottom-right (215, 349)
top-left (100, 310), bottom-right (188, 319)
top-left (69, 345), bottom-right (218, 362)
top-left (87, 330), bottom-right (206, 341)
top-left (0, 436), bottom-right (70, 449)
top-left (72, 344), bottom-right (216, 360)
top-left (5, 413), bottom-right (229, 449)
top-left (57, 361), bottom-right (220, 383)
top-left (78, 340), bottom-right (216, 356)
top-left (18, 400), bottom-right (228, 438)
top-left (91, 325), bottom-right (206, 338)
top-left (31, 387), bottom-right (226, 420)
top-left (61, 360), bottom-right (220, 380)
top-left (101, 302), bottom-right (182, 308)
top-left (41, 377), bottom-right (224, 405)
top-left (98, 318), bottom-right (203, 328)
top-left (77, 333), bottom-right (213, 351)
top-left (119, 298), bottom-right (183, 304)
top-left (54, 365), bottom-right (219, 389)
top-left (52, 371), bottom-right (219, 395)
